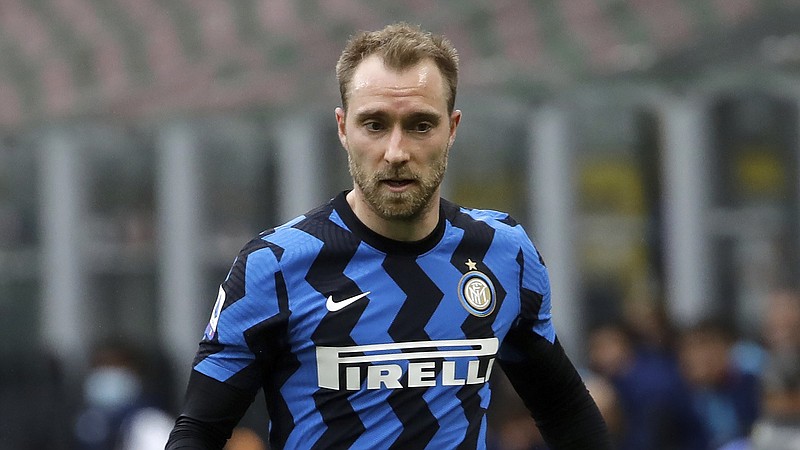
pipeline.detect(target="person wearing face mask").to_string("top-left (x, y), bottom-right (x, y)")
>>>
top-left (71, 341), bottom-right (174, 450)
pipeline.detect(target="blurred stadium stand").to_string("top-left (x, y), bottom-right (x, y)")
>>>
top-left (1, 1), bottom-right (800, 448)
top-left (0, 0), bottom-right (796, 126)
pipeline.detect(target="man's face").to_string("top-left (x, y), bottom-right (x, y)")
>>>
top-left (336, 54), bottom-right (460, 221)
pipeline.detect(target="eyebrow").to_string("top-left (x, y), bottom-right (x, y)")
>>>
top-left (352, 109), bottom-right (442, 125)
top-left (353, 109), bottom-right (389, 123)
top-left (404, 111), bottom-right (441, 126)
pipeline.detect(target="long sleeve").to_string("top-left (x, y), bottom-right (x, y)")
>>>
top-left (499, 330), bottom-right (612, 450)
top-left (498, 229), bottom-right (612, 449)
top-left (165, 371), bottom-right (258, 449)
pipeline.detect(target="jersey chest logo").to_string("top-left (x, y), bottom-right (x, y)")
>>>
top-left (326, 291), bottom-right (371, 312)
top-left (458, 259), bottom-right (496, 317)
top-left (316, 338), bottom-right (498, 390)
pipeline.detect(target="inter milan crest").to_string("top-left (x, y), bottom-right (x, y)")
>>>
top-left (458, 259), bottom-right (496, 317)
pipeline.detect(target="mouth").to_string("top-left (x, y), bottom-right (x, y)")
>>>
top-left (381, 178), bottom-right (415, 192)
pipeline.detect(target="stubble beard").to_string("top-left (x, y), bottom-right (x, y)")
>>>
top-left (348, 149), bottom-right (448, 221)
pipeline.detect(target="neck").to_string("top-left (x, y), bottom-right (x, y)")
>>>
top-left (346, 190), bottom-right (440, 242)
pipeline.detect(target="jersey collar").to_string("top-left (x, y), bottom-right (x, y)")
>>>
top-left (332, 191), bottom-right (446, 255)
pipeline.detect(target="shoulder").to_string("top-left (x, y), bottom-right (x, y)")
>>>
top-left (239, 199), bottom-right (341, 266)
top-left (443, 199), bottom-right (531, 243)
top-left (443, 200), bottom-right (547, 271)
top-left (443, 199), bottom-right (517, 227)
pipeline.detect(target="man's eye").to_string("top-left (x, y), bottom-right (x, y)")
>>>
top-left (413, 122), bottom-right (433, 133)
top-left (364, 121), bottom-right (384, 131)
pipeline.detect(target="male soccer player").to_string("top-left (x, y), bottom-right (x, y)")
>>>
top-left (166, 23), bottom-right (611, 449)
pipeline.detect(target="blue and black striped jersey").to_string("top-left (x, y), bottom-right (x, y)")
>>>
top-left (172, 191), bottom-right (605, 450)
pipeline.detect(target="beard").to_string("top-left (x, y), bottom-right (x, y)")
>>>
top-left (348, 149), bottom-right (448, 221)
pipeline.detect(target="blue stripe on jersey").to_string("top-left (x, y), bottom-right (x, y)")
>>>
top-left (194, 247), bottom-right (282, 381)
top-left (423, 379), bottom-right (476, 449)
top-left (260, 227), bottom-right (333, 446)
top-left (416, 220), bottom-right (469, 336)
top-left (281, 354), bottom-right (326, 448)
top-left (328, 208), bottom-right (349, 231)
top-left (482, 228), bottom-right (523, 337)
top-left (276, 214), bottom-right (308, 232)
top-left (381, 252), bottom-right (445, 448)
top-left (348, 392), bottom-right (403, 448)
top-left (515, 225), bottom-right (555, 343)
top-left (347, 243), bottom-right (401, 347)
top-left (477, 414), bottom-right (489, 450)
top-left (463, 206), bottom-right (556, 343)
top-left (263, 223), bottom-right (323, 268)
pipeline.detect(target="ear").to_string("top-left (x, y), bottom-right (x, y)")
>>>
top-left (448, 109), bottom-right (462, 148)
top-left (335, 107), bottom-right (347, 149)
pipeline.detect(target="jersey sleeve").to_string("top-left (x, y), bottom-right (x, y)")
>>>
top-left (192, 237), bottom-right (287, 388)
top-left (498, 229), bottom-right (612, 449)
top-left (507, 229), bottom-right (555, 356)
top-left (166, 236), bottom-right (289, 449)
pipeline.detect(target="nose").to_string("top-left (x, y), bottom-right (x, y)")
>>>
top-left (384, 126), bottom-right (409, 165)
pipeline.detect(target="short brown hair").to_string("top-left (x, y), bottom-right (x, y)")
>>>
top-left (336, 23), bottom-right (459, 113)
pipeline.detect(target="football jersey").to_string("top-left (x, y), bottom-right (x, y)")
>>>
top-left (192, 191), bottom-right (554, 449)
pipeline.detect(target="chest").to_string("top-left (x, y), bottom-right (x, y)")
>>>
top-left (282, 249), bottom-right (520, 349)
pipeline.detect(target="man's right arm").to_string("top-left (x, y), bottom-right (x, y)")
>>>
top-left (166, 370), bottom-right (259, 449)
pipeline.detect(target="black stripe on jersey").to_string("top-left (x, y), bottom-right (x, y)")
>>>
top-left (259, 229), bottom-right (286, 262)
top-left (194, 236), bottom-right (279, 367)
top-left (193, 342), bottom-right (225, 367)
top-left (225, 235), bottom-right (282, 310)
top-left (298, 212), bottom-right (367, 344)
top-left (456, 383), bottom-right (486, 450)
top-left (244, 271), bottom-right (298, 449)
top-left (498, 214), bottom-right (518, 227)
top-left (383, 254), bottom-right (444, 449)
top-left (294, 209), bottom-right (368, 448)
top-left (446, 203), bottom-right (509, 447)
top-left (333, 191), bottom-right (446, 256)
top-left (516, 249), bottom-right (544, 326)
top-left (387, 387), bottom-right (440, 450)
top-left (385, 254), bottom-right (443, 342)
top-left (446, 205), bottom-right (508, 336)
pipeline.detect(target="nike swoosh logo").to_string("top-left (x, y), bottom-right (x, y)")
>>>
top-left (326, 291), bottom-right (371, 312)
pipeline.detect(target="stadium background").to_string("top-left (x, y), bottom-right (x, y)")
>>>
top-left (1, 0), bottom-right (799, 447)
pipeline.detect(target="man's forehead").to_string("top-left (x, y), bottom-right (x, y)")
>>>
top-left (349, 55), bottom-right (445, 98)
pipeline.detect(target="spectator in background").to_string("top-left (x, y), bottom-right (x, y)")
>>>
top-left (747, 289), bottom-right (800, 449)
top-left (489, 414), bottom-right (549, 450)
top-left (583, 375), bottom-right (624, 448)
top-left (485, 361), bottom-right (624, 450)
top-left (588, 321), bottom-right (707, 450)
top-left (622, 297), bottom-right (677, 359)
top-left (677, 320), bottom-right (760, 449)
top-left (71, 340), bottom-right (173, 450)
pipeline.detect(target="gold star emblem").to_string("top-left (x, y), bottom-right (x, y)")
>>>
top-left (465, 259), bottom-right (478, 271)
